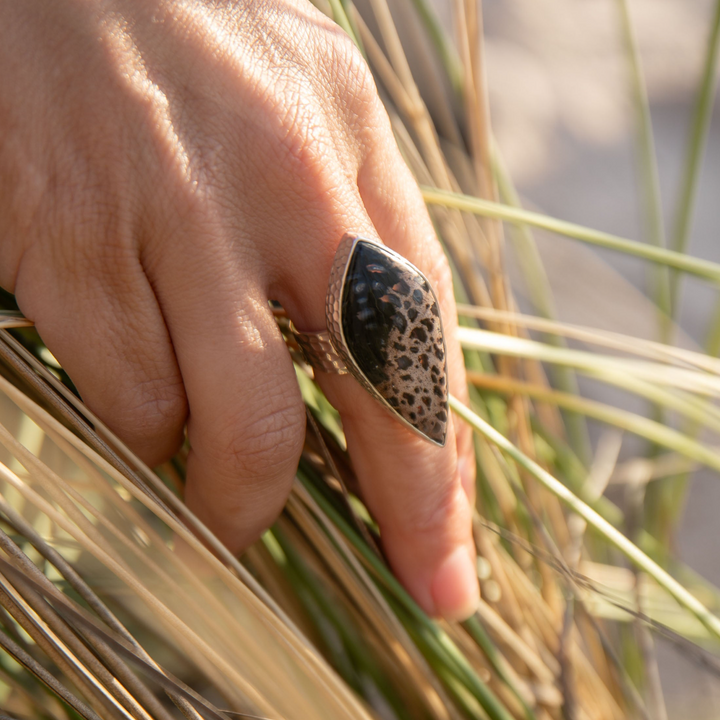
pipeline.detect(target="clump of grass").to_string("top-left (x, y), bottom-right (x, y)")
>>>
top-left (1, 1), bottom-right (719, 719)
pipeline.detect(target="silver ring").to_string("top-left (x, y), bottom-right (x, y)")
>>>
top-left (292, 233), bottom-right (448, 447)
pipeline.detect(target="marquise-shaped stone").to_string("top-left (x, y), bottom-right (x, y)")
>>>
top-left (340, 240), bottom-right (448, 445)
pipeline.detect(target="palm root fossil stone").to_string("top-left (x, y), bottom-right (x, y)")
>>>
top-left (340, 240), bottom-right (448, 445)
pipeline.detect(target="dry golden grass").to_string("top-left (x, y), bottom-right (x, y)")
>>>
top-left (1, 0), bottom-right (720, 718)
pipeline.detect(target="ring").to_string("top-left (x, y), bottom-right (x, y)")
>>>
top-left (291, 233), bottom-right (448, 446)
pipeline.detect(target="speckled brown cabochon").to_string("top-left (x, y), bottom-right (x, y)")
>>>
top-left (328, 238), bottom-right (448, 446)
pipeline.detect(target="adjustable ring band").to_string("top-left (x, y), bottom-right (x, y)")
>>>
top-left (290, 233), bottom-right (449, 447)
top-left (290, 326), bottom-right (348, 375)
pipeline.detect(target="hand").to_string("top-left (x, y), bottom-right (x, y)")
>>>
top-left (0, 0), bottom-right (478, 619)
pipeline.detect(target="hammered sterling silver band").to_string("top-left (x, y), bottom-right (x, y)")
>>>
top-left (291, 233), bottom-right (449, 447)
top-left (290, 325), bottom-right (348, 374)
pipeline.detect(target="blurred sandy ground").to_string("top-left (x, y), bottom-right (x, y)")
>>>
top-left (426, 0), bottom-right (720, 716)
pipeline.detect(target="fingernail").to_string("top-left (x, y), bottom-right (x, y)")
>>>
top-left (430, 545), bottom-right (480, 622)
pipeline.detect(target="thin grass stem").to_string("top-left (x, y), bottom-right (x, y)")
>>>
top-left (326, 0), bottom-right (360, 45)
top-left (467, 371), bottom-right (720, 483)
top-left (492, 146), bottom-right (591, 464)
top-left (457, 305), bottom-right (720, 374)
top-left (458, 326), bottom-right (720, 397)
top-left (651, 0), bottom-right (720, 550)
top-left (421, 186), bottom-right (720, 283)
top-left (298, 472), bottom-right (518, 720)
top-left (462, 616), bottom-right (536, 720)
top-left (449, 395), bottom-right (720, 642)
top-left (671, 0), bottom-right (720, 308)
top-left (0, 627), bottom-right (102, 720)
top-left (405, 0), bottom-right (463, 97)
top-left (616, 0), bottom-right (670, 334)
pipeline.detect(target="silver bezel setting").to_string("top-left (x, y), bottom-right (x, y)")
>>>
top-left (325, 233), bottom-right (447, 447)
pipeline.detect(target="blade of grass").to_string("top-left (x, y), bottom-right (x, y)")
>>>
top-left (284, 492), bottom-right (460, 719)
top-left (649, 0), bottom-right (720, 549)
top-left (297, 471), bottom-right (519, 720)
top-left (0, 373), bottom-right (353, 717)
top-left (0, 560), bottom-right (235, 720)
top-left (0, 464), bottom-right (268, 714)
top-left (0, 628), bottom-right (101, 720)
top-left (405, 0), bottom-right (463, 98)
top-left (449, 394), bottom-right (720, 642)
top-left (0, 663), bottom-right (67, 720)
top-left (616, 0), bottom-right (670, 332)
top-left (467, 372), bottom-right (720, 477)
top-left (326, 0), bottom-right (360, 46)
top-left (671, 0), bottom-right (720, 306)
top-left (0, 330), bottom-right (365, 711)
top-left (0, 575), bottom-right (126, 720)
top-left (0, 495), bottom-right (179, 720)
top-left (421, 186), bottom-right (720, 283)
top-left (458, 326), bottom-right (720, 398)
top-left (457, 305), bottom-right (720, 375)
top-left (462, 616), bottom-right (536, 720)
top-left (446, 2), bottom-right (566, 587)
top-left (492, 146), bottom-right (591, 464)
top-left (0, 538), bottom-right (155, 720)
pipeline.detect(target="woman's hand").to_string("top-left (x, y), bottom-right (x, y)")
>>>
top-left (0, 0), bottom-right (478, 619)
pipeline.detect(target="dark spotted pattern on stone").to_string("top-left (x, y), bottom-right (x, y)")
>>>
top-left (396, 356), bottom-right (413, 370)
top-left (410, 326), bottom-right (428, 343)
top-left (341, 240), bottom-right (448, 444)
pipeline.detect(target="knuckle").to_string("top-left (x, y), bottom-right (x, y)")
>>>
top-left (296, 28), bottom-right (381, 152)
top-left (49, 189), bottom-right (141, 285)
top-left (275, 95), bottom-right (332, 170)
top-left (269, 111), bottom-right (354, 210)
top-left (212, 396), bottom-right (305, 483)
top-left (117, 376), bottom-right (188, 440)
top-left (326, 32), bottom-right (376, 103)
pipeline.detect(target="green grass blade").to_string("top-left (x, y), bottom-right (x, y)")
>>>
top-left (456, 304), bottom-right (720, 374)
top-left (616, 0), bottom-right (671, 332)
top-left (458, 327), bottom-right (720, 398)
top-left (467, 373), bottom-right (720, 478)
top-left (649, 0), bottom-right (720, 542)
top-left (421, 186), bottom-right (720, 284)
top-left (653, 0), bottom-right (720, 546)
top-left (405, 0), bottom-right (463, 97)
top-left (671, 0), bottom-right (720, 306)
top-left (326, 0), bottom-right (362, 47)
top-left (706, 301), bottom-right (720, 359)
top-left (492, 145), bottom-right (592, 465)
top-left (298, 471), bottom-right (518, 720)
top-left (462, 616), bottom-right (536, 720)
top-left (449, 395), bottom-right (720, 642)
